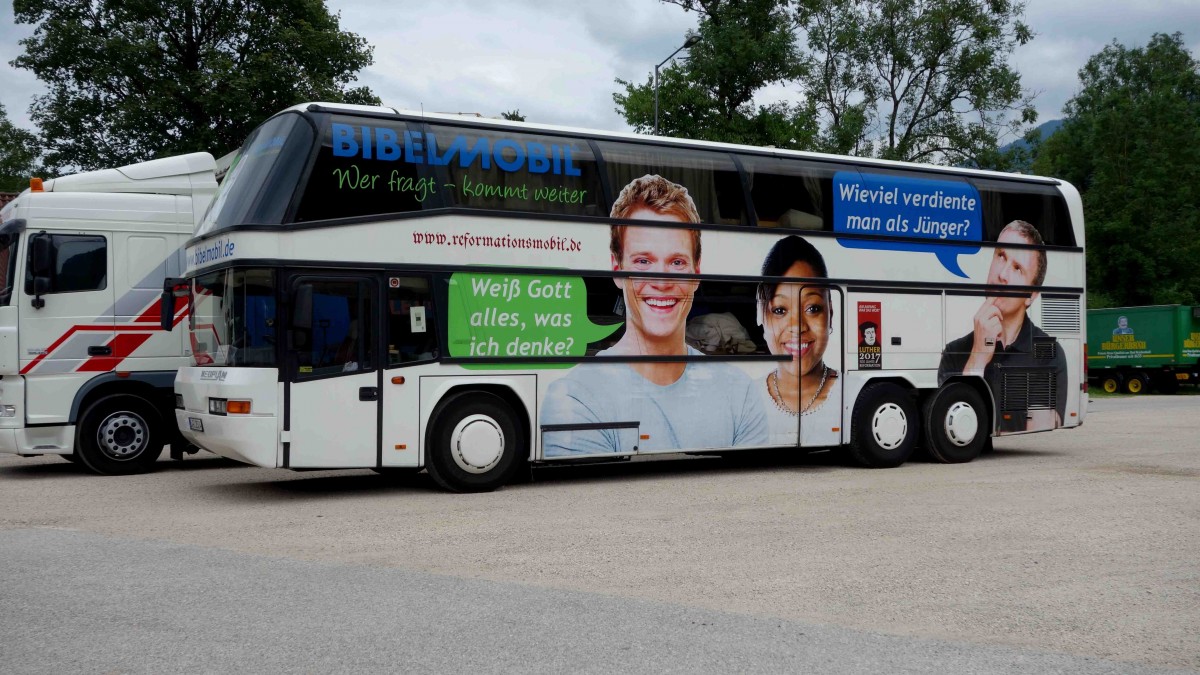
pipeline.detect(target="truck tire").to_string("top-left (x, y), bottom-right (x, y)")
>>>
top-left (847, 382), bottom-right (917, 468)
top-left (75, 394), bottom-right (165, 476)
top-left (1125, 372), bottom-right (1149, 394)
top-left (1100, 373), bottom-right (1123, 394)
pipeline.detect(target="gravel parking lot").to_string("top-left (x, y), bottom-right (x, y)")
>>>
top-left (1, 395), bottom-right (1197, 672)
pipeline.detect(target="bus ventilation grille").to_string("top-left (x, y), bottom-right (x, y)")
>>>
top-left (1040, 297), bottom-right (1081, 334)
top-left (1001, 371), bottom-right (1056, 411)
top-left (1033, 339), bottom-right (1057, 360)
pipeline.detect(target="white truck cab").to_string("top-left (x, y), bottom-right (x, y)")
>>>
top-left (0, 153), bottom-right (216, 474)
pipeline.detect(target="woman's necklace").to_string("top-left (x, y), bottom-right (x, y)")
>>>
top-left (770, 365), bottom-right (829, 417)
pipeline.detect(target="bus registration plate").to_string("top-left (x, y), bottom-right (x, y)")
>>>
top-left (188, 417), bottom-right (204, 432)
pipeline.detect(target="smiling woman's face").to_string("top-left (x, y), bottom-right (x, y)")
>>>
top-left (614, 222), bottom-right (699, 344)
top-left (764, 261), bottom-right (829, 377)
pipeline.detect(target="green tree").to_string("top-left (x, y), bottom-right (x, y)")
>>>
top-left (613, 0), bottom-right (1035, 166)
top-left (0, 103), bottom-right (41, 192)
top-left (1034, 33), bottom-right (1200, 307)
top-left (12, 0), bottom-right (379, 173)
top-left (613, 0), bottom-right (818, 149)
top-left (500, 110), bottom-right (526, 122)
top-left (795, 0), bottom-right (1035, 167)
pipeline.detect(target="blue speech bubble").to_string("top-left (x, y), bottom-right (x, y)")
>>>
top-left (833, 172), bottom-right (982, 277)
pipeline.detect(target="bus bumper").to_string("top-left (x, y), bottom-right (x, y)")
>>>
top-left (175, 367), bottom-right (281, 468)
top-left (176, 410), bottom-right (279, 467)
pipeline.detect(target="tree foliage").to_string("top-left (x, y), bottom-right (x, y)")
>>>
top-left (12, 0), bottom-right (379, 173)
top-left (613, 0), bottom-right (1035, 167)
top-left (500, 110), bottom-right (526, 122)
top-left (0, 103), bottom-right (41, 192)
top-left (1034, 33), bottom-right (1200, 307)
top-left (613, 0), bottom-right (818, 149)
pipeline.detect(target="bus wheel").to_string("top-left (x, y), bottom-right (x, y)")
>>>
top-left (922, 383), bottom-right (987, 464)
top-left (426, 392), bottom-right (523, 493)
top-left (1125, 372), bottom-right (1148, 394)
top-left (847, 383), bottom-right (917, 468)
top-left (75, 395), bottom-right (164, 476)
top-left (1101, 374), bottom-right (1122, 393)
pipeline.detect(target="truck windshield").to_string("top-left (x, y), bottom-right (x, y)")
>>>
top-left (190, 268), bottom-right (277, 367)
top-left (0, 232), bottom-right (18, 307)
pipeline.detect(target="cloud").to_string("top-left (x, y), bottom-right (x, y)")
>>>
top-left (2, 0), bottom-right (1197, 144)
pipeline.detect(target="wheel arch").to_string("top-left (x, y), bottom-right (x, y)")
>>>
top-left (422, 380), bottom-right (533, 467)
top-left (69, 371), bottom-right (177, 431)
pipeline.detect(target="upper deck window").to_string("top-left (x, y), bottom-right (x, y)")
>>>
top-left (197, 113), bottom-right (315, 236)
top-left (427, 124), bottom-right (605, 217)
top-left (595, 142), bottom-right (748, 227)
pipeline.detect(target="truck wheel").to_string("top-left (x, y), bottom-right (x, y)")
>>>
top-left (1100, 373), bottom-right (1123, 393)
top-left (1125, 372), bottom-right (1148, 394)
top-left (425, 392), bottom-right (523, 493)
top-left (847, 382), bottom-right (917, 468)
top-left (75, 395), bottom-right (165, 476)
top-left (922, 383), bottom-right (988, 464)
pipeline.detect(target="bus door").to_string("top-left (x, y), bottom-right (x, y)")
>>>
top-left (797, 285), bottom-right (843, 447)
top-left (285, 275), bottom-right (380, 468)
top-left (379, 275), bottom-right (439, 468)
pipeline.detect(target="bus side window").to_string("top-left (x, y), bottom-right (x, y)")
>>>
top-left (291, 277), bottom-right (376, 378)
top-left (387, 276), bottom-right (438, 366)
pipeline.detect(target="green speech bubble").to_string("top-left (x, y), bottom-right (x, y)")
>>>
top-left (447, 272), bottom-right (622, 369)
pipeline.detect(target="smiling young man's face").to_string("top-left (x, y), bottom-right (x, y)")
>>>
top-left (613, 216), bottom-right (699, 346)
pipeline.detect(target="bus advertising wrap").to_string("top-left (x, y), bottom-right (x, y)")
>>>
top-left (294, 122), bottom-right (1080, 456)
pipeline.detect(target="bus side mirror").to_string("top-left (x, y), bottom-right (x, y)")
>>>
top-left (160, 277), bottom-right (188, 331)
top-left (29, 233), bottom-right (53, 309)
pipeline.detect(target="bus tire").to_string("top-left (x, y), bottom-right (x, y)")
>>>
top-left (1100, 373), bottom-right (1123, 394)
top-left (1125, 372), bottom-right (1148, 394)
top-left (847, 382), bottom-right (917, 468)
top-left (922, 383), bottom-right (988, 464)
top-left (425, 392), bottom-right (523, 493)
top-left (59, 452), bottom-right (79, 463)
top-left (75, 394), bottom-right (164, 476)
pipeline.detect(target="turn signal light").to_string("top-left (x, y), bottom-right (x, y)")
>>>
top-left (225, 400), bottom-right (252, 414)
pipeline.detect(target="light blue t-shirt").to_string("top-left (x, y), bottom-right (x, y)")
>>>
top-left (541, 347), bottom-right (769, 457)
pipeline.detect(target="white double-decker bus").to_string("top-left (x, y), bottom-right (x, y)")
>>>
top-left (171, 102), bottom-right (1087, 492)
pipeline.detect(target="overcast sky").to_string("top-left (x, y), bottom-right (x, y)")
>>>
top-left (3, 0), bottom-right (1199, 144)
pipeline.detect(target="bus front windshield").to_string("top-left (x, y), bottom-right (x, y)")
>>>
top-left (195, 112), bottom-right (315, 237)
top-left (190, 269), bottom-right (277, 367)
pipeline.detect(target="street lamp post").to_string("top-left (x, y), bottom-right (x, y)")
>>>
top-left (654, 34), bottom-right (701, 136)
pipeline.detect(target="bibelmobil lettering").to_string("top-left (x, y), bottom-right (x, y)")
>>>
top-left (331, 124), bottom-right (583, 176)
top-left (190, 238), bottom-right (236, 266)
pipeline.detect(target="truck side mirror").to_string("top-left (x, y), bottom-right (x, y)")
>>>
top-left (29, 233), bottom-right (53, 309)
top-left (30, 234), bottom-right (53, 276)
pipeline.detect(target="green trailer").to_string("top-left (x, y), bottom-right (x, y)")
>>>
top-left (1087, 305), bottom-right (1200, 394)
